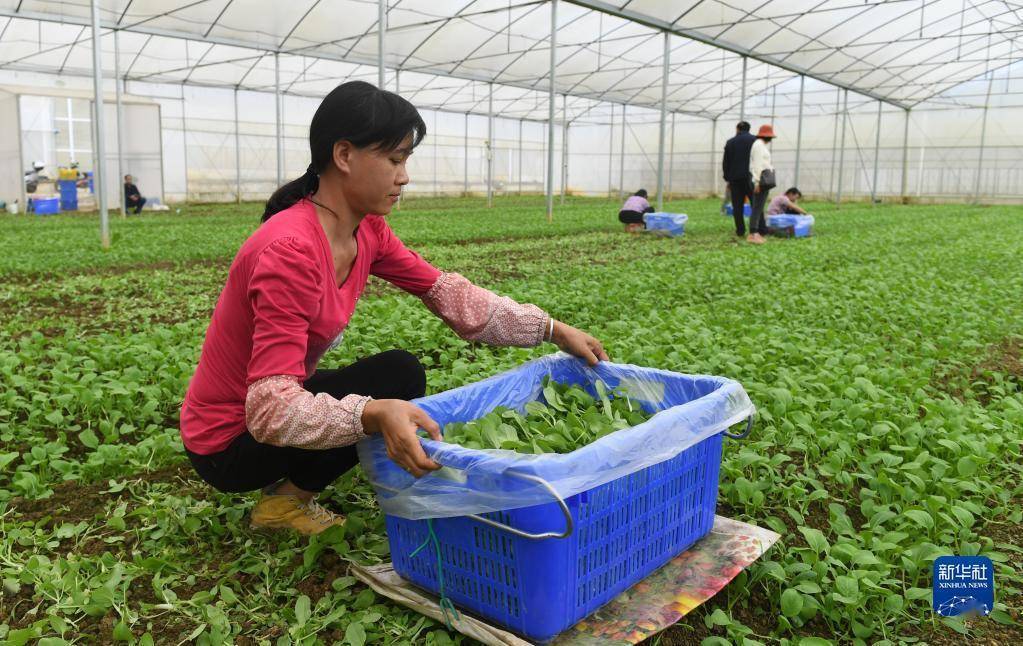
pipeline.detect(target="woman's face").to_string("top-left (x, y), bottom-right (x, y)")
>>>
top-left (340, 134), bottom-right (413, 216)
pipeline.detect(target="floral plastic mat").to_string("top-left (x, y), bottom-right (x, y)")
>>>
top-left (351, 515), bottom-right (779, 645)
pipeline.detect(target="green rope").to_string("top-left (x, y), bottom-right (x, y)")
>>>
top-left (409, 518), bottom-right (460, 630)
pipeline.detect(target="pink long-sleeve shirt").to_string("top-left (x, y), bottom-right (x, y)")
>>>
top-left (621, 195), bottom-right (651, 213)
top-left (181, 199), bottom-right (549, 455)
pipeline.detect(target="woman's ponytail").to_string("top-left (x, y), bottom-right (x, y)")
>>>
top-left (262, 164), bottom-right (320, 222)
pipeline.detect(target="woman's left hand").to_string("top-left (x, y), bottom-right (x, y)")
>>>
top-left (550, 320), bottom-right (609, 366)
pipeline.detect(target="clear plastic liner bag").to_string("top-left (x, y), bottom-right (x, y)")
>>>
top-left (357, 353), bottom-right (755, 520)
top-left (643, 212), bottom-right (688, 236)
top-left (766, 213), bottom-right (814, 227)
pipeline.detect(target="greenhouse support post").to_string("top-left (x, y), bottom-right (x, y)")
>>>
top-left (155, 104), bottom-right (165, 206)
top-left (540, 117), bottom-right (546, 199)
top-left (487, 82), bottom-right (494, 207)
top-left (545, 0), bottom-right (557, 222)
top-left (91, 0), bottom-right (109, 248)
top-left (794, 74), bottom-right (804, 187)
top-left (433, 111), bottom-right (438, 196)
top-left (829, 90), bottom-right (840, 199)
top-left (181, 84), bottom-right (188, 201)
top-left (234, 87), bottom-right (241, 203)
top-left (561, 120), bottom-right (568, 204)
top-left (16, 94), bottom-right (24, 212)
top-left (836, 88), bottom-right (848, 208)
top-left (274, 52), bottom-right (283, 187)
top-left (739, 55), bottom-right (747, 122)
top-left (618, 103), bottom-right (626, 199)
top-left (114, 29), bottom-right (125, 217)
top-left (463, 112), bottom-right (469, 195)
top-left (710, 116), bottom-right (717, 197)
top-left (561, 93), bottom-right (567, 205)
top-left (974, 72), bottom-right (993, 204)
top-left (667, 112), bottom-right (675, 198)
top-left (900, 107), bottom-right (910, 201)
top-left (607, 104), bottom-right (614, 199)
top-left (518, 119), bottom-right (523, 195)
top-left (871, 100), bottom-right (882, 205)
top-left (377, 0), bottom-right (386, 89)
top-left (656, 30), bottom-right (669, 212)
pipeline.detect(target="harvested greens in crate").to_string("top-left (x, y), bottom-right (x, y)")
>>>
top-left (441, 378), bottom-right (652, 454)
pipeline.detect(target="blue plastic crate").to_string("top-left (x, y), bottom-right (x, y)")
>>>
top-left (767, 214), bottom-right (814, 238)
top-left (363, 356), bottom-right (754, 642)
top-left (643, 212), bottom-right (688, 236)
top-left (33, 197), bottom-right (59, 215)
top-left (387, 433), bottom-right (723, 641)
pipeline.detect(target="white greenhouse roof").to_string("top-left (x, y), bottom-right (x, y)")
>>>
top-left (0, 0), bottom-right (1019, 123)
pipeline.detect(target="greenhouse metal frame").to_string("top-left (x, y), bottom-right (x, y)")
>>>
top-left (0, 0), bottom-right (1020, 245)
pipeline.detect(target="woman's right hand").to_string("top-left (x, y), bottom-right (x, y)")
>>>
top-left (361, 399), bottom-right (442, 477)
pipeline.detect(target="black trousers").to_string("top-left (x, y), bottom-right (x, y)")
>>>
top-left (728, 179), bottom-right (753, 236)
top-left (618, 206), bottom-right (654, 225)
top-left (185, 350), bottom-right (426, 493)
top-left (129, 196), bottom-right (146, 214)
top-left (750, 187), bottom-right (770, 235)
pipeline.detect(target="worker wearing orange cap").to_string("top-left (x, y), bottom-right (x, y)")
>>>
top-left (748, 124), bottom-right (776, 245)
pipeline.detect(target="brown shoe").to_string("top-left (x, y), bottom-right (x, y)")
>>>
top-left (250, 494), bottom-right (345, 535)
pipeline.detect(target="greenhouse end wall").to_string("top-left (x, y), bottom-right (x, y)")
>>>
top-left (2, 68), bottom-right (1021, 205)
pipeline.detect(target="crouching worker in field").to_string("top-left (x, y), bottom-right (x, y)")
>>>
top-left (618, 188), bottom-right (654, 232)
top-left (767, 187), bottom-right (809, 216)
top-left (179, 81), bottom-right (608, 535)
top-left (124, 175), bottom-right (146, 215)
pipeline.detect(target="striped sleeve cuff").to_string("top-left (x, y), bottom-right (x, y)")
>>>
top-left (245, 375), bottom-right (372, 449)
top-left (422, 272), bottom-right (549, 347)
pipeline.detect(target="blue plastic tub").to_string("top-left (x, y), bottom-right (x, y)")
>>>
top-left (767, 214), bottom-right (814, 238)
top-left (361, 355), bottom-right (755, 642)
top-left (33, 197), bottom-right (59, 215)
top-left (58, 180), bottom-right (78, 211)
top-left (724, 203), bottom-right (752, 216)
top-left (643, 212), bottom-right (688, 236)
